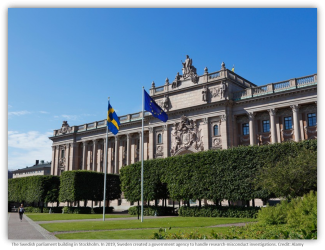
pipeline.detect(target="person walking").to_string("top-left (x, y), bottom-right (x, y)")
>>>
top-left (18, 204), bottom-right (25, 222)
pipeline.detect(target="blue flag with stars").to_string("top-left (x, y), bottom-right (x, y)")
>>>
top-left (144, 89), bottom-right (168, 122)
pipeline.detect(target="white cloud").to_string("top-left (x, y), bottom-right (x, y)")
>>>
top-left (8, 131), bottom-right (53, 170)
top-left (8, 110), bottom-right (31, 116)
top-left (61, 114), bottom-right (78, 120)
top-left (39, 111), bottom-right (49, 114)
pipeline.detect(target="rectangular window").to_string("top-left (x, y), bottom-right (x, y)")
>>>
top-left (262, 120), bottom-right (270, 133)
top-left (307, 113), bottom-right (316, 127)
top-left (284, 117), bottom-right (292, 130)
top-left (242, 123), bottom-right (249, 135)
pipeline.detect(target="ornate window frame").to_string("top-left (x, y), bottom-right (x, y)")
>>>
top-left (156, 130), bottom-right (163, 144)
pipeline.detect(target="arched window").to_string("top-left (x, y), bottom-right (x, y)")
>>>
top-left (157, 133), bottom-right (162, 144)
top-left (213, 125), bottom-right (219, 136)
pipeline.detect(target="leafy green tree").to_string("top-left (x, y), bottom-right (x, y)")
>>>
top-left (255, 148), bottom-right (317, 198)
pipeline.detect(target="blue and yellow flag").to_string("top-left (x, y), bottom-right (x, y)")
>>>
top-left (107, 102), bottom-right (120, 135)
top-left (144, 89), bottom-right (168, 122)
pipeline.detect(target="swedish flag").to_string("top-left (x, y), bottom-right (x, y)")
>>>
top-left (107, 103), bottom-right (120, 135)
top-left (144, 89), bottom-right (168, 122)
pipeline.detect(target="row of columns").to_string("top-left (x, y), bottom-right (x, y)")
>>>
top-left (78, 132), bottom-right (150, 174)
top-left (52, 104), bottom-right (307, 175)
top-left (52, 116), bottom-right (230, 176)
top-left (247, 105), bottom-right (301, 146)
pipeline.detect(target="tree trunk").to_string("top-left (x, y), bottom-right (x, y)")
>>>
top-left (172, 200), bottom-right (175, 214)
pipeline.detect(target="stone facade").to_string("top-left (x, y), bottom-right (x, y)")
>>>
top-left (49, 56), bottom-right (317, 210)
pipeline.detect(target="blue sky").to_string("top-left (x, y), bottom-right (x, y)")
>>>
top-left (7, 7), bottom-right (317, 170)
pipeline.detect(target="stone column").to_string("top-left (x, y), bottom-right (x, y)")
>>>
top-left (248, 112), bottom-right (256, 146)
top-left (131, 136), bottom-right (135, 164)
top-left (69, 143), bottom-right (75, 171)
top-left (55, 146), bottom-right (60, 176)
top-left (96, 141), bottom-right (102, 172)
top-left (148, 127), bottom-right (154, 159)
top-left (106, 138), bottom-right (111, 173)
top-left (291, 105), bottom-right (300, 142)
top-left (126, 134), bottom-right (131, 165)
top-left (65, 143), bottom-right (70, 171)
top-left (118, 140), bottom-right (124, 173)
top-left (138, 132), bottom-right (142, 161)
top-left (202, 118), bottom-right (209, 150)
top-left (144, 133), bottom-right (148, 160)
top-left (233, 115), bottom-right (238, 147)
top-left (114, 136), bottom-right (119, 174)
top-left (51, 146), bottom-right (56, 175)
top-left (82, 141), bottom-right (88, 170)
top-left (268, 109), bottom-right (277, 144)
top-left (163, 124), bottom-right (169, 158)
top-left (92, 139), bottom-right (98, 171)
top-left (220, 114), bottom-right (228, 149)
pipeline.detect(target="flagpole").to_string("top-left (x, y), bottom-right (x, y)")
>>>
top-left (141, 87), bottom-right (144, 222)
top-left (103, 97), bottom-right (110, 221)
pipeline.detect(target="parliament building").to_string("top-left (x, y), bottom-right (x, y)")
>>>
top-left (49, 56), bottom-right (317, 210)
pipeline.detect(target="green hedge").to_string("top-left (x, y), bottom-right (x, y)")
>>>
top-left (24, 206), bottom-right (62, 213)
top-left (128, 205), bottom-right (176, 216)
top-left (62, 206), bottom-right (92, 214)
top-left (92, 207), bottom-right (114, 214)
top-left (59, 171), bottom-right (121, 202)
top-left (61, 206), bottom-right (114, 214)
top-left (24, 206), bottom-right (115, 214)
top-left (120, 140), bottom-right (317, 204)
top-left (179, 205), bottom-right (260, 218)
top-left (8, 176), bottom-right (60, 204)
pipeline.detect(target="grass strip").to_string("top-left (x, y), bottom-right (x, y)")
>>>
top-left (27, 213), bottom-right (134, 221)
top-left (40, 217), bottom-right (255, 232)
top-left (56, 226), bottom-right (231, 239)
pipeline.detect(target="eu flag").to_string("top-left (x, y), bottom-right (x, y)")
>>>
top-left (107, 103), bottom-right (120, 135)
top-left (144, 89), bottom-right (168, 122)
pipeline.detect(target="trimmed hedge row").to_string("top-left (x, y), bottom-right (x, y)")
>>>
top-left (120, 140), bottom-right (317, 205)
top-left (8, 175), bottom-right (60, 204)
top-left (179, 205), bottom-right (260, 218)
top-left (128, 205), bottom-right (176, 216)
top-left (24, 206), bottom-right (62, 213)
top-left (59, 171), bottom-right (121, 203)
top-left (61, 206), bottom-right (114, 214)
top-left (23, 206), bottom-right (114, 214)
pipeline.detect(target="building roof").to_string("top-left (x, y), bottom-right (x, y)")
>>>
top-left (12, 160), bottom-right (51, 174)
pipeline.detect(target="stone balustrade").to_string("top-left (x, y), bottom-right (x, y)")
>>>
top-left (233, 74), bottom-right (317, 101)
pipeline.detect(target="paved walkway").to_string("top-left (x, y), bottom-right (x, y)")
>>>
top-left (8, 213), bottom-right (57, 240)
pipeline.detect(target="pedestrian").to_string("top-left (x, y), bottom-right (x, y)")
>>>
top-left (18, 204), bottom-right (25, 222)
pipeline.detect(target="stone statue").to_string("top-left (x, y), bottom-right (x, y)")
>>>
top-left (202, 86), bottom-right (208, 102)
top-left (182, 55), bottom-right (192, 76)
top-left (220, 82), bottom-right (227, 99)
top-left (162, 95), bottom-right (169, 110)
top-left (181, 55), bottom-right (199, 83)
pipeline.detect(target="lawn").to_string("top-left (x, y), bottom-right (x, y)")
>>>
top-left (29, 214), bottom-right (256, 240)
top-left (26, 213), bottom-right (134, 221)
top-left (56, 226), bottom-right (231, 239)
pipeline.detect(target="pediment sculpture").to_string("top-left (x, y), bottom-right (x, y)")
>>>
top-left (170, 115), bottom-right (204, 156)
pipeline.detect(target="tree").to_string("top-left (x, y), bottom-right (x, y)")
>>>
top-left (255, 148), bottom-right (317, 198)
